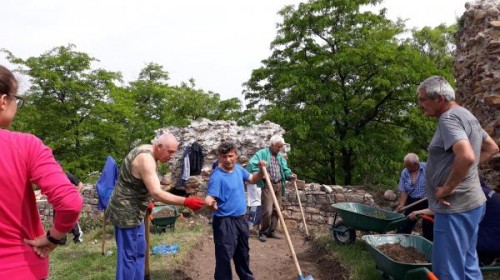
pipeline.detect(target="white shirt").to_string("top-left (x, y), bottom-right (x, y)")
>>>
top-left (246, 184), bottom-right (261, 207)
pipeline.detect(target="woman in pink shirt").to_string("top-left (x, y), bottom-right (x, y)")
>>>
top-left (0, 65), bottom-right (83, 279)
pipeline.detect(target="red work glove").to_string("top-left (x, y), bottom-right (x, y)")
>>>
top-left (184, 197), bottom-right (205, 211)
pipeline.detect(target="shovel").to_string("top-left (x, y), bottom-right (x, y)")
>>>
top-left (144, 202), bottom-right (153, 280)
top-left (262, 168), bottom-right (314, 280)
top-left (293, 180), bottom-right (310, 240)
top-left (101, 214), bottom-right (107, 255)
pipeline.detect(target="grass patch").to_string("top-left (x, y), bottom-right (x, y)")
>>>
top-left (49, 216), bottom-right (209, 280)
top-left (315, 235), bottom-right (381, 280)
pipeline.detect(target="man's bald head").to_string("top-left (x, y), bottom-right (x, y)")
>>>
top-left (152, 132), bottom-right (179, 163)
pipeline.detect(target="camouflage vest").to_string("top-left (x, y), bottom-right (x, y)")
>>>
top-left (105, 147), bottom-right (152, 228)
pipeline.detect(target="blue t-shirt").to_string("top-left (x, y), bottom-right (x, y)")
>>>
top-left (207, 164), bottom-right (250, 217)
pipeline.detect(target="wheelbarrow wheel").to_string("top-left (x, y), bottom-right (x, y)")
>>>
top-left (375, 265), bottom-right (393, 280)
top-left (332, 222), bottom-right (356, 244)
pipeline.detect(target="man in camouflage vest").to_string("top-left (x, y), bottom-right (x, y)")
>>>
top-left (106, 132), bottom-right (205, 280)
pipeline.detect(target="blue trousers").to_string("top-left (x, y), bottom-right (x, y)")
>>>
top-left (212, 216), bottom-right (254, 280)
top-left (433, 204), bottom-right (485, 280)
top-left (114, 223), bottom-right (146, 280)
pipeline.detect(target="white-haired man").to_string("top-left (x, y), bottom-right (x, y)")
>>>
top-left (247, 135), bottom-right (296, 242)
top-left (417, 76), bottom-right (498, 279)
top-left (105, 132), bottom-right (206, 280)
top-left (395, 153), bottom-right (432, 240)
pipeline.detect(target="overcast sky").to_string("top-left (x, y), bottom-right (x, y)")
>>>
top-left (2, 0), bottom-right (468, 101)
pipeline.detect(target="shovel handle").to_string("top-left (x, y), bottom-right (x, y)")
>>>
top-left (293, 180), bottom-right (309, 237)
top-left (397, 197), bottom-right (427, 213)
top-left (144, 204), bottom-right (152, 280)
top-left (101, 214), bottom-right (107, 255)
top-left (262, 168), bottom-right (304, 276)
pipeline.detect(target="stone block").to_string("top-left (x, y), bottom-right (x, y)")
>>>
top-left (315, 195), bottom-right (328, 204)
top-left (311, 214), bottom-right (325, 223)
top-left (284, 219), bottom-right (298, 229)
top-left (334, 193), bottom-right (346, 202)
top-left (485, 95), bottom-right (500, 105)
top-left (291, 211), bottom-right (303, 220)
top-left (322, 185), bottom-right (333, 193)
top-left (383, 190), bottom-right (397, 201)
top-left (331, 185), bottom-right (344, 192)
top-left (305, 207), bottom-right (320, 214)
top-left (490, 21), bottom-right (500, 28)
top-left (346, 194), bottom-right (365, 203)
top-left (295, 180), bottom-right (306, 189)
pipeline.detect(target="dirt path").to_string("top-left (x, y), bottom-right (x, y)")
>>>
top-left (173, 229), bottom-right (348, 280)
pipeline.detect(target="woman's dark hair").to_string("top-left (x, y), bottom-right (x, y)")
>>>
top-left (217, 141), bottom-right (237, 155)
top-left (0, 65), bottom-right (18, 96)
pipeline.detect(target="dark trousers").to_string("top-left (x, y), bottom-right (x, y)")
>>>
top-left (397, 197), bottom-right (433, 241)
top-left (260, 182), bottom-right (281, 236)
top-left (212, 216), bottom-right (254, 280)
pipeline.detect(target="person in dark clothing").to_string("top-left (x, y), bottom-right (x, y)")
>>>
top-left (477, 180), bottom-right (500, 266)
top-left (410, 180), bottom-right (500, 266)
top-left (53, 172), bottom-right (84, 244)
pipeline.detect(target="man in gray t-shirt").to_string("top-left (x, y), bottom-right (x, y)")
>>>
top-left (417, 76), bottom-right (498, 280)
top-left (426, 107), bottom-right (488, 213)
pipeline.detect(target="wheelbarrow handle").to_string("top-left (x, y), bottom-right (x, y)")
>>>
top-left (418, 214), bottom-right (434, 223)
top-left (384, 216), bottom-right (410, 232)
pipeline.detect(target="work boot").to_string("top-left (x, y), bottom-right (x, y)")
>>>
top-left (258, 233), bottom-right (267, 242)
top-left (73, 231), bottom-right (83, 244)
top-left (267, 232), bottom-right (282, 239)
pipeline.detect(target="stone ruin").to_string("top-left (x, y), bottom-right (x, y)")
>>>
top-left (155, 119), bottom-right (288, 195)
top-left (454, 0), bottom-right (500, 188)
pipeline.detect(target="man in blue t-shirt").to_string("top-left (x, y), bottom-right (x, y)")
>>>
top-left (205, 141), bottom-right (266, 280)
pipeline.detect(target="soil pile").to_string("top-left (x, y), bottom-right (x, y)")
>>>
top-left (377, 243), bottom-right (428, 263)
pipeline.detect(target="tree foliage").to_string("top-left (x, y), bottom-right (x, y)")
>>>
top-left (3, 47), bottom-right (244, 180)
top-left (244, 0), bottom-right (453, 186)
top-left (4, 45), bottom-right (122, 178)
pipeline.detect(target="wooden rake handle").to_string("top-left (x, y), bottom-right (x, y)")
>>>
top-left (262, 168), bottom-right (304, 276)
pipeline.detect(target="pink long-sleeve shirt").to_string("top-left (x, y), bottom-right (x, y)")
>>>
top-left (0, 129), bottom-right (83, 279)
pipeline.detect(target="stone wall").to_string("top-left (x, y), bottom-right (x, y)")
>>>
top-left (37, 184), bottom-right (103, 226)
top-left (37, 181), bottom-right (377, 233)
top-left (454, 0), bottom-right (500, 188)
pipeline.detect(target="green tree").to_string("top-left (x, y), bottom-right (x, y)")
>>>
top-left (3, 45), bottom-right (122, 178)
top-left (111, 63), bottom-right (245, 147)
top-left (244, 0), bottom-right (450, 186)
